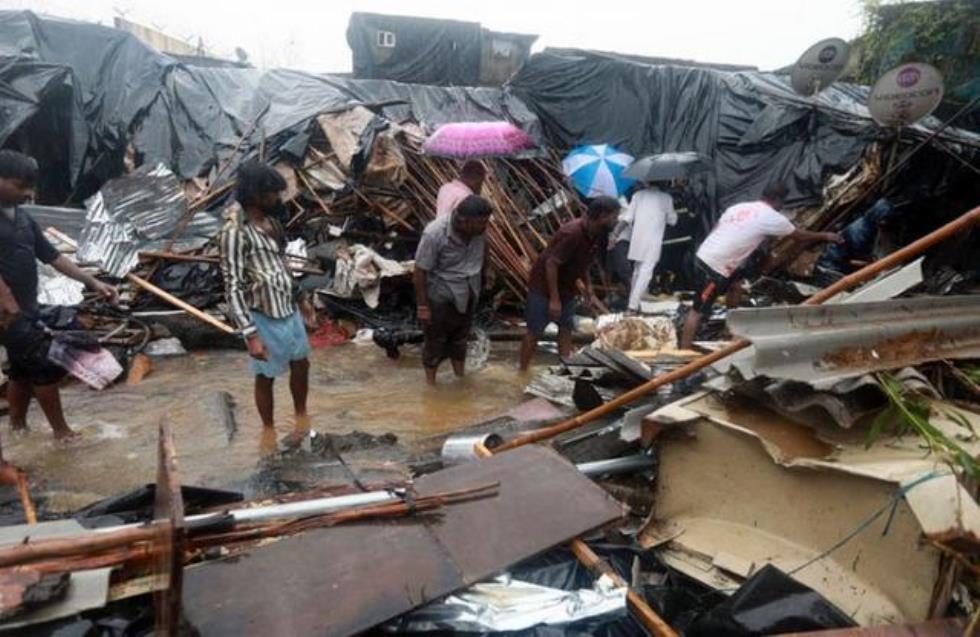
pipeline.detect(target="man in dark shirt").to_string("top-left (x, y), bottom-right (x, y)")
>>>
top-left (0, 150), bottom-right (118, 451)
top-left (520, 196), bottom-right (620, 371)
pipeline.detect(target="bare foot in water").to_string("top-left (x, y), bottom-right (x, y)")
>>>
top-left (53, 428), bottom-right (81, 442)
top-left (258, 427), bottom-right (278, 457)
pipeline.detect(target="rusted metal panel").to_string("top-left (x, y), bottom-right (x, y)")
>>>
top-left (181, 445), bottom-right (622, 636)
top-left (413, 444), bottom-right (623, 582)
top-left (183, 523), bottom-right (462, 637)
top-left (727, 295), bottom-right (980, 383)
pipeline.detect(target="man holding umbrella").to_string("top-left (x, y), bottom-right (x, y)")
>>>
top-left (613, 181), bottom-right (678, 311)
top-left (618, 153), bottom-right (709, 311)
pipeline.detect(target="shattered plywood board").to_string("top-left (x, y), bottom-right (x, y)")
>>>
top-left (182, 445), bottom-right (622, 636)
top-left (639, 392), bottom-right (979, 626)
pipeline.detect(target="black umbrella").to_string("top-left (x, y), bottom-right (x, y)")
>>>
top-left (623, 151), bottom-right (710, 182)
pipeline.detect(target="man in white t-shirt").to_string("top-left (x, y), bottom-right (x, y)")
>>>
top-left (679, 182), bottom-right (840, 348)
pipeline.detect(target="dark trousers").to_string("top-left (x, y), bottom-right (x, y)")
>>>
top-left (422, 300), bottom-right (473, 368)
top-left (607, 240), bottom-right (633, 286)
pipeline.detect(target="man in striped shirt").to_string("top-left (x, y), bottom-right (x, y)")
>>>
top-left (219, 162), bottom-right (310, 432)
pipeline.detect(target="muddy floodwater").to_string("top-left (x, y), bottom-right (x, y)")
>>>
top-left (4, 341), bottom-right (535, 511)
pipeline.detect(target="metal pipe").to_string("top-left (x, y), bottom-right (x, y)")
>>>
top-left (205, 490), bottom-right (401, 526)
top-left (577, 454), bottom-right (655, 478)
top-left (441, 433), bottom-right (504, 465)
top-left (85, 489), bottom-right (405, 536)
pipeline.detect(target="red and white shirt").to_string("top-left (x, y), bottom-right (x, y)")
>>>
top-left (696, 201), bottom-right (795, 276)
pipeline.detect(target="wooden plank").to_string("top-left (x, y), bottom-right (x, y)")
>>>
top-left (412, 445), bottom-right (623, 581)
top-left (153, 419), bottom-right (185, 637)
top-left (181, 445), bottom-right (622, 636)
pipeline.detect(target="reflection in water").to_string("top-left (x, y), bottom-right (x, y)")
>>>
top-left (4, 342), bottom-right (531, 508)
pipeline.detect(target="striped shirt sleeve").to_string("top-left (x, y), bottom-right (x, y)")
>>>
top-left (218, 224), bottom-right (255, 334)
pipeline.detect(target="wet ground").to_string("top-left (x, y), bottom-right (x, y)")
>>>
top-left (3, 341), bottom-right (536, 511)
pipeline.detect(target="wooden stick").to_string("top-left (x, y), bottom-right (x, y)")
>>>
top-left (0, 525), bottom-right (159, 568)
top-left (15, 473), bottom-right (36, 525)
top-left (471, 442), bottom-right (677, 637)
top-left (493, 204), bottom-right (980, 453)
top-left (296, 169), bottom-right (334, 218)
top-left (45, 228), bottom-right (237, 335)
top-left (126, 275), bottom-right (236, 334)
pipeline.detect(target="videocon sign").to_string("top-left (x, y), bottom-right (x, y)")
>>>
top-left (869, 63), bottom-right (944, 127)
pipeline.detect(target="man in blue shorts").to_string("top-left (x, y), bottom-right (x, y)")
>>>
top-left (219, 162), bottom-right (310, 431)
top-left (519, 196), bottom-right (620, 370)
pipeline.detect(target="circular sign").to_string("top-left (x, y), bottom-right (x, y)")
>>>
top-left (869, 63), bottom-right (944, 127)
top-left (790, 38), bottom-right (851, 96)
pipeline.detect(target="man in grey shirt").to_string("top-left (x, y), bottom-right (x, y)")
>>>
top-left (414, 195), bottom-right (491, 385)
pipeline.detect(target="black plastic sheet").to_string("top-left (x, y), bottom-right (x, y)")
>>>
top-left (687, 565), bottom-right (856, 636)
top-left (510, 50), bottom-right (980, 228)
top-left (347, 12), bottom-right (482, 86)
top-left (0, 10), bottom-right (538, 204)
top-left (137, 261), bottom-right (225, 311)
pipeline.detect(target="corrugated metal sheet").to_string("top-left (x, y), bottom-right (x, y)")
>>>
top-left (20, 205), bottom-right (88, 240)
top-left (76, 163), bottom-right (220, 278)
top-left (726, 295), bottom-right (980, 383)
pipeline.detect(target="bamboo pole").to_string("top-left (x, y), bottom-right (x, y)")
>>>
top-left (493, 204), bottom-right (980, 453)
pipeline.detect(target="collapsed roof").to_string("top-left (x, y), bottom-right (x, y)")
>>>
top-left (0, 10), bottom-right (978, 223)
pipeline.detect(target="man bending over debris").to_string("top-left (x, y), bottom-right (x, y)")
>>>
top-left (414, 195), bottom-right (491, 385)
top-left (219, 162), bottom-right (310, 431)
top-left (0, 150), bottom-right (118, 441)
top-left (679, 182), bottom-right (840, 349)
top-left (520, 196), bottom-right (620, 371)
top-left (436, 160), bottom-right (487, 218)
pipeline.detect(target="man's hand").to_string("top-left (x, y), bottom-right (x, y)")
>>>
top-left (90, 280), bottom-right (119, 305)
top-left (246, 334), bottom-right (268, 361)
top-left (417, 304), bottom-right (432, 326)
top-left (0, 297), bottom-right (19, 331)
top-left (548, 297), bottom-right (562, 321)
top-left (824, 232), bottom-right (844, 244)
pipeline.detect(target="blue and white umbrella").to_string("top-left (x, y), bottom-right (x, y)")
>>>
top-left (562, 144), bottom-right (636, 198)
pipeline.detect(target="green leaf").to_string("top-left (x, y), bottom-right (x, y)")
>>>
top-left (866, 405), bottom-right (895, 449)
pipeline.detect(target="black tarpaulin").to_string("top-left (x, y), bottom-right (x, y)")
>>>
top-left (347, 12), bottom-right (482, 86)
top-left (248, 69), bottom-right (540, 145)
top-left (0, 10), bottom-right (540, 205)
top-left (687, 565), bottom-right (856, 636)
top-left (509, 50), bottom-right (980, 223)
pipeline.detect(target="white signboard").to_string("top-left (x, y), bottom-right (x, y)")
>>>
top-left (791, 38), bottom-right (851, 96)
top-left (869, 63), bottom-right (944, 127)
